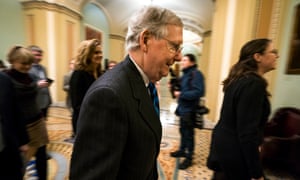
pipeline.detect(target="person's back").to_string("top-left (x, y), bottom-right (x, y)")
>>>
top-left (0, 71), bottom-right (29, 179)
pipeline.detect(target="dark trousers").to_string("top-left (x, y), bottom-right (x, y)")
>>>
top-left (0, 146), bottom-right (24, 180)
top-left (211, 171), bottom-right (228, 180)
top-left (211, 171), bottom-right (268, 180)
top-left (35, 145), bottom-right (47, 180)
top-left (41, 107), bottom-right (49, 120)
top-left (179, 112), bottom-right (195, 160)
top-left (72, 109), bottom-right (79, 136)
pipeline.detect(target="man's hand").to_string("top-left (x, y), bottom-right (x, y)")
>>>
top-left (174, 91), bottom-right (180, 98)
top-left (37, 79), bottom-right (50, 88)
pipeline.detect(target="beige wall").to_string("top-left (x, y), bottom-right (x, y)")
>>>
top-left (109, 34), bottom-right (126, 62)
top-left (272, 0), bottom-right (300, 110)
top-left (53, 12), bottom-right (81, 103)
top-left (200, 34), bottom-right (211, 78)
top-left (205, 0), bottom-right (283, 122)
top-left (19, 0), bottom-right (298, 112)
top-left (22, 1), bottom-right (81, 103)
top-left (205, 0), bottom-right (230, 122)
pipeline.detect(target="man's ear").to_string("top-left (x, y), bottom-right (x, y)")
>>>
top-left (140, 30), bottom-right (150, 51)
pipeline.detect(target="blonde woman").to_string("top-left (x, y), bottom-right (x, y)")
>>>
top-left (4, 45), bottom-right (49, 180)
top-left (69, 39), bottom-right (103, 139)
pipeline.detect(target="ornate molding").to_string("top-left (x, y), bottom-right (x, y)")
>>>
top-left (20, 0), bottom-right (82, 20)
top-left (109, 34), bottom-right (125, 41)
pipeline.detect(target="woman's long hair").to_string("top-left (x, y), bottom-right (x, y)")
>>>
top-left (222, 38), bottom-right (271, 92)
top-left (74, 39), bottom-right (102, 78)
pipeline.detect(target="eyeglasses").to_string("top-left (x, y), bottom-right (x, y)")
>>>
top-left (263, 49), bottom-right (279, 55)
top-left (270, 49), bottom-right (278, 55)
top-left (161, 37), bottom-right (183, 54)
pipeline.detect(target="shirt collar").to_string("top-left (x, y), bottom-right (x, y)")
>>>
top-left (129, 55), bottom-right (150, 87)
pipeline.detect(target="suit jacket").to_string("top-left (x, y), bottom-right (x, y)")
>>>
top-left (29, 64), bottom-right (52, 109)
top-left (70, 56), bottom-right (162, 180)
top-left (207, 74), bottom-right (270, 179)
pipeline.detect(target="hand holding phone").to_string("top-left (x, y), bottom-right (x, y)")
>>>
top-left (46, 78), bottom-right (54, 84)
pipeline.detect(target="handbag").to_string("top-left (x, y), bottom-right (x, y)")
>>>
top-left (194, 104), bottom-right (209, 129)
top-left (197, 105), bottom-right (209, 115)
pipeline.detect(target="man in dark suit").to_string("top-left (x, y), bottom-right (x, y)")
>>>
top-left (0, 72), bottom-right (29, 179)
top-left (28, 45), bottom-right (52, 119)
top-left (70, 6), bottom-right (183, 180)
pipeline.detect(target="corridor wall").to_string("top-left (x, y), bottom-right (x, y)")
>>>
top-left (0, 0), bottom-right (26, 63)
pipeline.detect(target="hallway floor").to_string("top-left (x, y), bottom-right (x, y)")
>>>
top-left (25, 77), bottom-right (297, 180)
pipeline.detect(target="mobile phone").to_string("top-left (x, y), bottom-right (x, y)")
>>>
top-left (46, 78), bottom-right (54, 83)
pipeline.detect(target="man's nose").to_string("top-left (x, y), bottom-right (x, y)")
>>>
top-left (174, 52), bottom-right (182, 62)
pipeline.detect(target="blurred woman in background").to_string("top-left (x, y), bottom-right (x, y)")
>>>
top-left (207, 38), bottom-right (279, 180)
top-left (69, 39), bottom-right (103, 140)
top-left (4, 45), bottom-right (49, 180)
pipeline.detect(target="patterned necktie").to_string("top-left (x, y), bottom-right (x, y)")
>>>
top-left (148, 82), bottom-right (160, 117)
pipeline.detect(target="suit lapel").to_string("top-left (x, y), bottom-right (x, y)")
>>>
top-left (124, 57), bottom-right (162, 148)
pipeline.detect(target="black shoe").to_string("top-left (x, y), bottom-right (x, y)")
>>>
top-left (170, 150), bottom-right (186, 158)
top-left (64, 137), bottom-right (75, 143)
top-left (179, 158), bottom-right (192, 169)
top-left (46, 153), bottom-right (52, 160)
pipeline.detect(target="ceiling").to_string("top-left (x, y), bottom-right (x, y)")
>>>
top-left (80, 0), bottom-right (215, 43)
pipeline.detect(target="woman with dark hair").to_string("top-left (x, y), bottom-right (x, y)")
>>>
top-left (69, 39), bottom-right (103, 139)
top-left (207, 39), bottom-right (279, 180)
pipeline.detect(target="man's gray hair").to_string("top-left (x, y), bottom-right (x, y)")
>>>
top-left (125, 6), bottom-right (183, 51)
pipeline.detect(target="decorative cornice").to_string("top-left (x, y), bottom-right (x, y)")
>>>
top-left (20, 0), bottom-right (82, 20)
top-left (109, 34), bottom-right (125, 41)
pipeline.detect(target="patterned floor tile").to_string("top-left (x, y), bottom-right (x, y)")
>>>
top-left (25, 94), bottom-right (298, 180)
